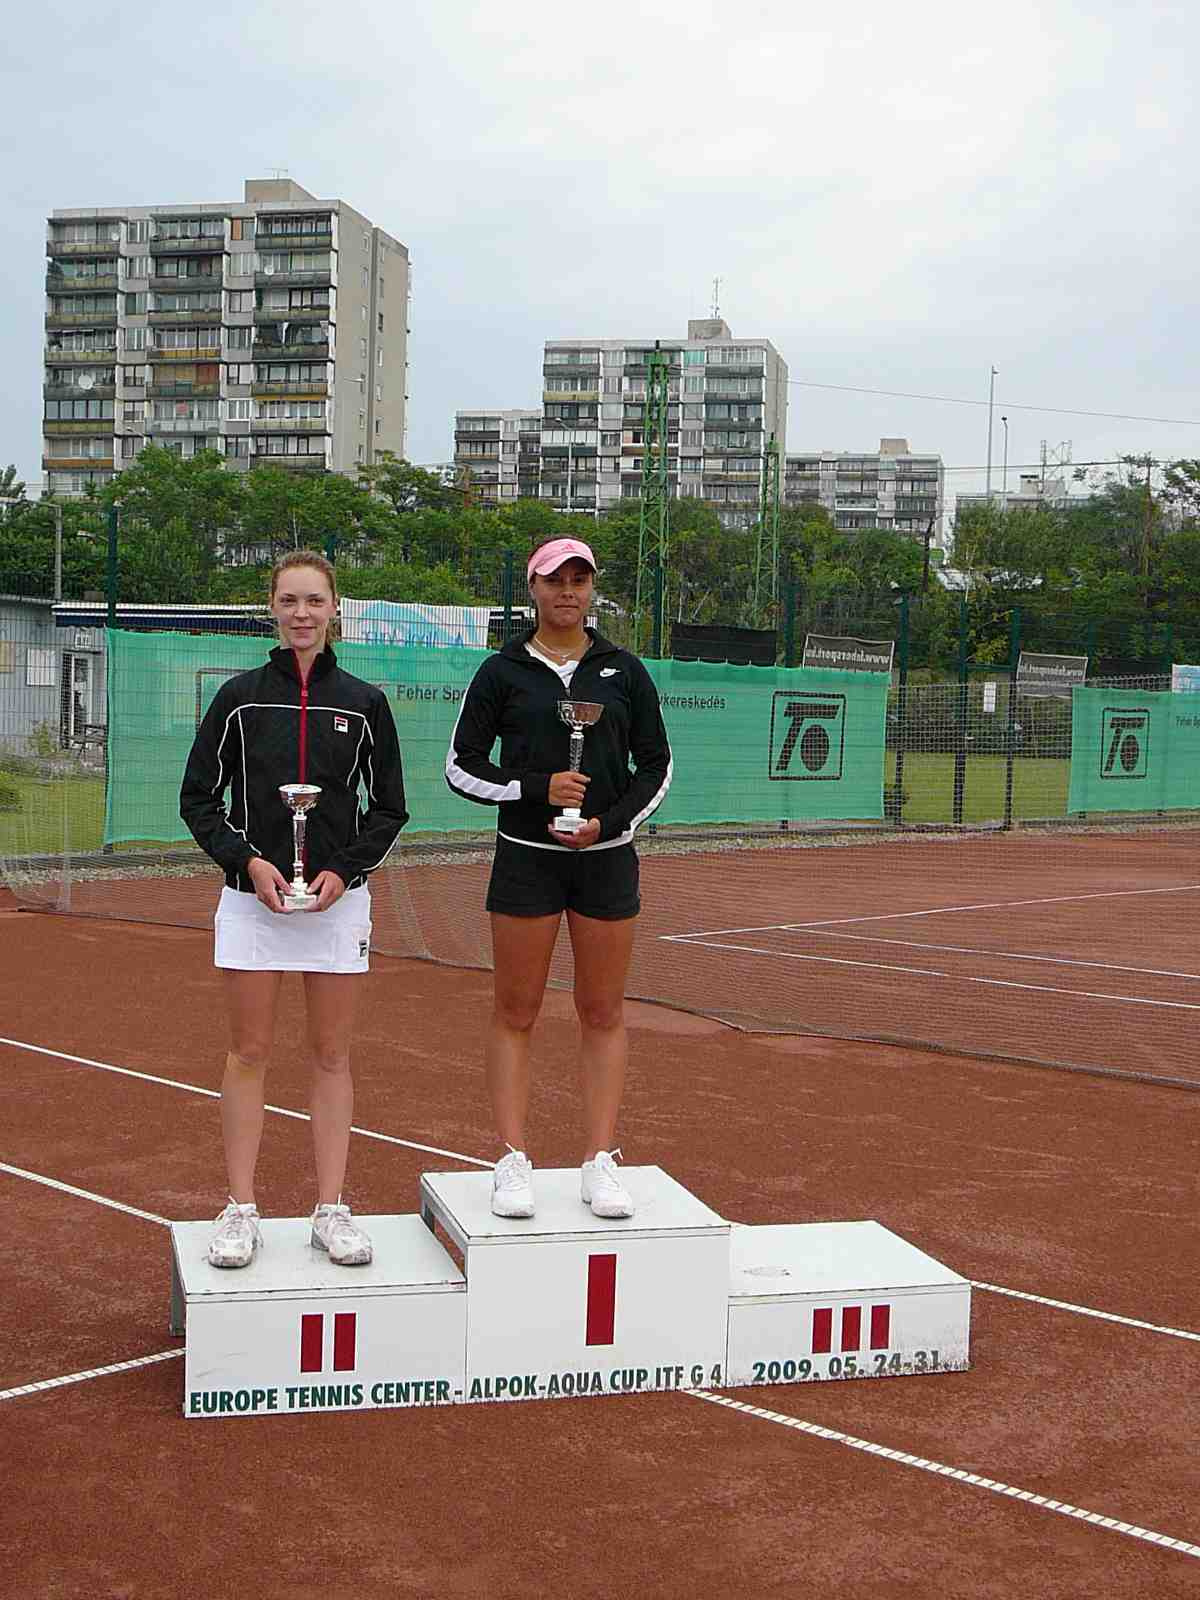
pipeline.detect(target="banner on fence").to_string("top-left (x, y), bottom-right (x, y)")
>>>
top-left (802, 635), bottom-right (895, 674)
top-left (1016, 651), bottom-right (1089, 699)
top-left (1171, 663), bottom-right (1200, 693)
top-left (1067, 687), bottom-right (1200, 813)
top-left (340, 599), bottom-right (492, 650)
top-left (103, 632), bottom-right (888, 844)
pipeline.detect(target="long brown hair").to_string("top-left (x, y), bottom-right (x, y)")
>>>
top-left (268, 549), bottom-right (340, 642)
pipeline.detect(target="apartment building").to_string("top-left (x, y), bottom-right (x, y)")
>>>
top-left (43, 177), bottom-right (408, 497)
top-left (784, 437), bottom-right (945, 542)
top-left (539, 319), bottom-right (788, 527)
top-left (955, 473), bottom-right (1073, 516)
top-left (453, 408), bottom-right (542, 507)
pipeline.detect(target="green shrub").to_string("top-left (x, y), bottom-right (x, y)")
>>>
top-left (0, 773), bottom-right (21, 811)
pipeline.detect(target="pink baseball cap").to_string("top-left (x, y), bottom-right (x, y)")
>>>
top-left (527, 538), bottom-right (597, 579)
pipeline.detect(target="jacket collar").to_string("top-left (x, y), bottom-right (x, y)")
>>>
top-left (500, 625), bottom-right (620, 663)
top-left (269, 644), bottom-right (338, 684)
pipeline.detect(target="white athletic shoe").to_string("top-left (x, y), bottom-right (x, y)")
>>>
top-left (207, 1198), bottom-right (262, 1269)
top-left (310, 1199), bottom-right (373, 1266)
top-left (491, 1148), bottom-right (535, 1218)
top-left (581, 1150), bottom-right (635, 1219)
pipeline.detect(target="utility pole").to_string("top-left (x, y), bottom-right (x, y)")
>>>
top-left (634, 342), bottom-right (671, 655)
top-left (752, 433), bottom-right (781, 621)
top-left (985, 366), bottom-right (998, 499)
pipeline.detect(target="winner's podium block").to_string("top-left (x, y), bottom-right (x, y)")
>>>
top-left (419, 1166), bottom-right (731, 1401)
top-left (170, 1215), bottom-right (465, 1418)
top-left (727, 1221), bottom-right (970, 1386)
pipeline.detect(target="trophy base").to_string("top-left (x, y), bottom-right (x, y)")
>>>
top-left (281, 891), bottom-right (318, 913)
top-left (552, 814), bottom-right (587, 835)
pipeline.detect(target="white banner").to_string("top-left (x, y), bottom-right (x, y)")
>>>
top-left (340, 599), bottom-right (492, 650)
top-left (1171, 663), bottom-right (1200, 693)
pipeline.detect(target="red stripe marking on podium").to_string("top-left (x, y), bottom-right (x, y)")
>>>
top-left (841, 1305), bottom-right (862, 1352)
top-left (333, 1312), bottom-right (357, 1372)
top-left (586, 1254), bottom-right (617, 1346)
top-left (870, 1304), bottom-right (891, 1349)
top-left (300, 1313), bottom-right (323, 1373)
top-left (811, 1307), bottom-right (833, 1354)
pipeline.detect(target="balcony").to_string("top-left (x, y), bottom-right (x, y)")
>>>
top-left (253, 340), bottom-right (330, 361)
top-left (255, 227), bottom-right (333, 251)
top-left (45, 312), bottom-right (118, 330)
top-left (251, 416), bottom-right (330, 433)
top-left (148, 306), bottom-right (224, 326)
top-left (43, 456), bottom-right (114, 472)
top-left (146, 416), bottom-right (221, 434)
top-left (457, 450), bottom-right (500, 464)
top-left (44, 346), bottom-right (116, 364)
top-left (44, 382), bottom-right (115, 401)
top-left (544, 389), bottom-right (599, 404)
top-left (251, 379), bottom-right (331, 397)
top-left (149, 273), bottom-right (222, 293)
top-left (46, 235), bottom-right (121, 257)
top-left (252, 306), bottom-right (330, 325)
top-left (149, 236), bottom-right (225, 255)
top-left (147, 381), bottom-right (219, 398)
top-left (44, 419), bottom-right (114, 435)
top-left (251, 453), bottom-right (327, 471)
top-left (46, 273), bottom-right (118, 294)
top-left (254, 269), bottom-right (332, 289)
top-left (151, 343), bottom-right (221, 361)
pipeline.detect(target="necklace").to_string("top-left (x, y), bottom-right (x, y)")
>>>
top-left (532, 634), bottom-right (585, 663)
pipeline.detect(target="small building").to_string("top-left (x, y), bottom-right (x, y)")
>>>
top-left (0, 594), bottom-right (107, 754)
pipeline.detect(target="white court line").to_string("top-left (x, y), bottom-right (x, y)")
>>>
top-left (662, 883), bottom-right (1200, 943)
top-left (0, 1349), bottom-right (182, 1405)
top-left (0, 1161), bottom-right (170, 1226)
top-left (686, 1390), bottom-right (1200, 1561)
top-left (802, 930), bottom-right (1200, 983)
top-left (0, 1037), bottom-right (491, 1169)
top-left (972, 1282), bottom-right (1200, 1344)
top-left (661, 938), bottom-right (1200, 1012)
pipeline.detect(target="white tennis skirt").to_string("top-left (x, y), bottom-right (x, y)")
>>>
top-left (214, 885), bottom-right (372, 974)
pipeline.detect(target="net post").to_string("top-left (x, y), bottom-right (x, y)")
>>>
top-left (952, 594), bottom-right (968, 825)
top-left (892, 592), bottom-right (910, 827)
top-left (1003, 605), bottom-right (1021, 831)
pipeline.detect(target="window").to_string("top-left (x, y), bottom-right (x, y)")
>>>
top-left (120, 436), bottom-right (141, 459)
top-left (230, 217), bottom-right (254, 242)
top-left (359, 411), bottom-right (365, 430)
top-left (27, 647), bottom-right (57, 688)
top-left (127, 256), bottom-right (151, 280)
top-left (229, 252), bottom-right (255, 277)
top-left (360, 338), bottom-right (367, 358)
top-left (225, 327), bottom-right (252, 350)
top-left (684, 375), bottom-right (703, 393)
top-left (363, 231), bottom-right (370, 252)
top-left (226, 399), bottom-right (251, 420)
top-left (226, 290), bottom-right (249, 313)
top-left (378, 275), bottom-right (385, 299)
top-left (122, 401), bottom-right (142, 423)
top-left (375, 419), bottom-right (381, 434)
top-left (375, 383), bottom-right (382, 401)
top-left (682, 349), bottom-right (706, 365)
top-left (127, 218), bottom-right (149, 244)
top-left (376, 348), bottom-right (383, 367)
top-left (121, 366), bottom-right (147, 387)
top-left (122, 326), bottom-right (147, 351)
top-left (45, 398), bottom-right (114, 420)
top-left (377, 313), bottom-right (383, 333)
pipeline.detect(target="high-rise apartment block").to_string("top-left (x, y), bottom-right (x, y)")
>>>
top-left (43, 178), bottom-right (408, 498)
top-left (784, 438), bottom-right (945, 541)
top-left (539, 319), bottom-right (788, 527)
top-left (453, 408), bottom-right (542, 506)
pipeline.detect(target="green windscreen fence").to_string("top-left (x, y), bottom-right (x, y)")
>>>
top-left (1068, 686), bottom-right (1200, 814)
top-left (103, 630), bottom-right (888, 844)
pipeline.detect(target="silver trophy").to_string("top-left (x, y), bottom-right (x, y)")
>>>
top-left (553, 701), bottom-right (604, 835)
top-left (278, 783), bottom-right (322, 911)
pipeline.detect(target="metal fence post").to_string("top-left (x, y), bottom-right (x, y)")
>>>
top-left (782, 576), bottom-right (798, 667)
top-left (952, 594), bottom-right (968, 825)
top-left (501, 547), bottom-right (514, 640)
top-left (1003, 605), bottom-right (1022, 831)
top-left (893, 592), bottom-right (910, 826)
top-left (106, 505), bottom-right (119, 628)
top-left (651, 561), bottom-right (665, 659)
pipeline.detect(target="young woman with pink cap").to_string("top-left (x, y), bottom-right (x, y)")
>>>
top-left (445, 537), bottom-right (672, 1219)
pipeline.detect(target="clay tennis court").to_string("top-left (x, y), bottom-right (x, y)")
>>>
top-left (2, 827), bottom-right (1199, 1596)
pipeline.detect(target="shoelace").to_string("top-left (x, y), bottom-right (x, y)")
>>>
top-left (496, 1154), bottom-right (532, 1190)
top-left (317, 1204), bottom-right (362, 1245)
top-left (590, 1150), bottom-right (626, 1190)
top-left (216, 1199), bottom-right (256, 1232)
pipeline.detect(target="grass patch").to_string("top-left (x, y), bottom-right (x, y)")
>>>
top-left (890, 751), bottom-right (1069, 824)
top-left (0, 772), bottom-right (106, 857)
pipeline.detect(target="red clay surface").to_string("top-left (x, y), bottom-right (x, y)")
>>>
top-left (1, 885), bottom-right (1199, 1597)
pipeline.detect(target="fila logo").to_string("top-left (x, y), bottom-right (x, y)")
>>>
top-left (810, 1303), bottom-right (891, 1355)
top-left (300, 1311), bottom-right (357, 1373)
top-left (600, 668), bottom-right (618, 678)
top-left (333, 715), bottom-right (350, 733)
top-left (585, 1253), bottom-right (617, 1346)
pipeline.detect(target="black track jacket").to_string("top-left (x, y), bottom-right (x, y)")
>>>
top-left (180, 645), bottom-right (408, 892)
top-left (445, 628), bottom-right (672, 847)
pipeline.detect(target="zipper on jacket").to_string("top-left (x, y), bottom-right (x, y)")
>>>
top-left (295, 650), bottom-right (310, 782)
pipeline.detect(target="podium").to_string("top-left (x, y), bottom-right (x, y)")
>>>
top-left (170, 1169), bottom-right (970, 1418)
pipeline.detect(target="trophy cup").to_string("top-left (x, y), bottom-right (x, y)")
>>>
top-left (553, 701), bottom-right (604, 834)
top-left (278, 783), bottom-right (322, 910)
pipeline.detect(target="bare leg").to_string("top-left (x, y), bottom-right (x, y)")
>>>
top-left (486, 913), bottom-right (561, 1152)
top-left (222, 970), bottom-right (284, 1204)
top-left (304, 971), bottom-right (362, 1205)
top-left (567, 911), bottom-right (636, 1161)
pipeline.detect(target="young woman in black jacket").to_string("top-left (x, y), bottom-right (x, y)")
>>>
top-left (445, 537), bottom-right (672, 1220)
top-left (180, 550), bottom-right (407, 1270)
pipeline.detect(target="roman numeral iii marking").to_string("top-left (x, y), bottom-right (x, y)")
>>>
top-left (810, 1303), bottom-right (891, 1355)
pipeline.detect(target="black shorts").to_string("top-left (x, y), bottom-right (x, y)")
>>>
top-left (486, 835), bottom-right (640, 921)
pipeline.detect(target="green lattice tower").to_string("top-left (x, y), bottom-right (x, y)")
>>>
top-left (634, 343), bottom-right (672, 655)
top-left (752, 432), bottom-right (782, 624)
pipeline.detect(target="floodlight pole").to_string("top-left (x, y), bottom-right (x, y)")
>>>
top-left (985, 366), bottom-right (998, 500)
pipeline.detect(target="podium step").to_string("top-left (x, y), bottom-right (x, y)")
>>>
top-left (169, 1175), bottom-right (971, 1417)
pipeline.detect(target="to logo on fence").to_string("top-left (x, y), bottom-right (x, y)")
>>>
top-left (300, 1311), bottom-right (357, 1373)
top-left (769, 691), bottom-right (846, 781)
top-left (811, 1302), bottom-right (891, 1355)
top-left (1099, 706), bottom-right (1150, 780)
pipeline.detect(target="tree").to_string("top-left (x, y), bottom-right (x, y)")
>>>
top-left (98, 446), bottom-right (244, 602)
top-left (357, 452), bottom-right (456, 514)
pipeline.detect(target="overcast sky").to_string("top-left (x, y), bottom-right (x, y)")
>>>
top-left (4, 0), bottom-right (1198, 512)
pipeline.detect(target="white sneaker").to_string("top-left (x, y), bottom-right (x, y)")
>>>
top-left (310, 1199), bottom-right (373, 1265)
top-left (581, 1150), bottom-right (635, 1218)
top-left (207, 1198), bottom-right (262, 1269)
top-left (491, 1148), bottom-right (535, 1217)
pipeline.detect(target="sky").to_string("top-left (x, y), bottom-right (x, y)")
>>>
top-left (3, 0), bottom-right (1199, 515)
